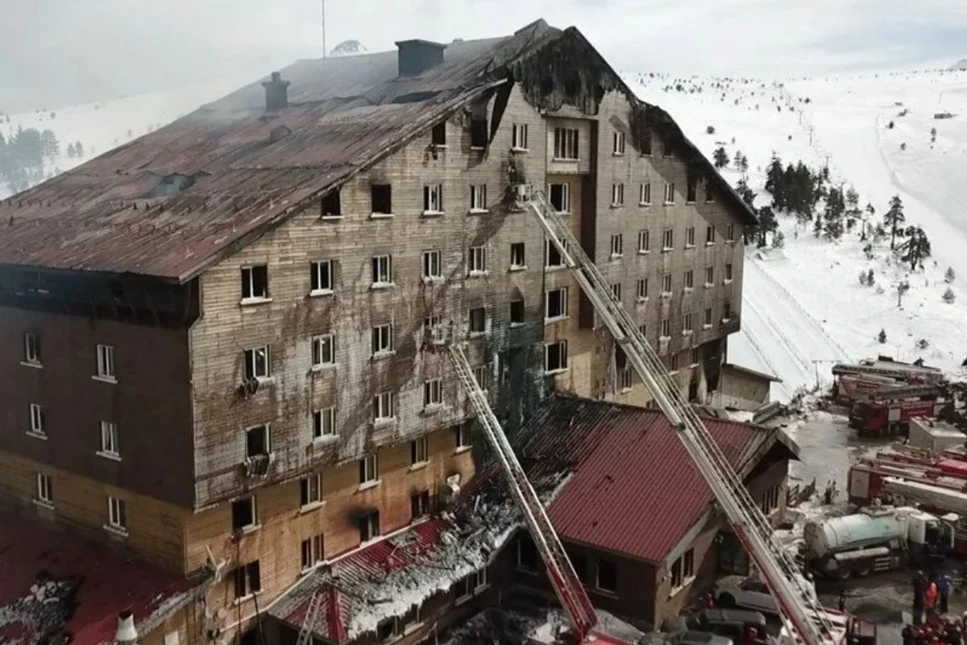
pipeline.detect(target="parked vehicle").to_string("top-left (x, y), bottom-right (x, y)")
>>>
top-left (848, 399), bottom-right (945, 437)
top-left (665, 631), bottom-right (734, 645)
top-left (680, 609), bottom-right (768, 641)
top-left (803, 505), bottom-right (955, 579)
top-left (715, 580), bottom-right (779, 617)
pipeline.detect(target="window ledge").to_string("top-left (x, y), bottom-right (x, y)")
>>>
top-left (612, 152), bottom-right (625, 157)
top-left (594, 587), bottom-right (619, 598)
top-left (516, 566), bottom-right (541, 576)
top-left (299, 501), bottom-right (326, 515)
top-left (96, 450), bottom-right (122, 462)
top-left (240, 297), bottom-right (273, 307)
top-left (103, 524), bottom-right (129, 538)
top-left (610, 203), bottom-right (623, 209)
top-left (238, 523), bottom-right (263, 536)
top-left (312, 434), bottom-right (339, 446)
top-left (636, 297), bottom-right (649, 305)
top-left (26, 430), bottom-right (48, 441)
top-left (684, 244), bottom-right (695, 250)
top-left (544, 315), bottom-right (569, 325)
top-left (639, 202), bottom-right (651, 207)
top-left (659, 336), bottom-right (672, 343)
top-left (33, 498), bottom-right (54, 511)
top-left (551, 157), bottom-right (580, 163)
top-left (320, 214), bottom-right (344, 221)
top-left (661, 247), bottom-right (673, 253)
top-left (544, 368), bottom-right (569, 376)
top-left (468, 270), bottom-right (490, 278)
top-left (422, 405), bottom-right (443, 416)
top-left (311, 363), bottom-right (337, 373)
top-left (663, 201), bottom-right (675, 206)
top-left (510, 146), bottom-right (529, 153)
top-left (724, 279), bottom-right (733, 285)
top-left (545, 265), bottom-right (567, 272)
top-left (469, 145), bottom-right (486, 151)
top-left (682, 330), bottom-right (693, 337)
top-left (232, 591), bottom-right (262, 607)
top-left (92, 374), bottom-right (117, 384)
top-left (309, 289), bottom-right (334, 298)
top-left (704, 283), bottom-right (714, 289)
top-left (620, 387), bottom-right (633, 394)
top-left (706, 242), bottom-right (715, 247)
top-left (409, 461), bottom-right (430, 472)
top-left (455, 594), bottom-right (473, 607)
top-left (638, 250), bottom-right (650, 256)
top-left (373, 417), bottom-right (397, 429)
top-left (358, 480), bottom-right (382, 493)
top-left (369, 213), bottom-right (395, 220)
top-left (684, 287), bottom-right (693, 293)
top-left (660, 292), bottom-right (672, 299)
top-left (686, 200), bottom-right (696, 205)
top-left (454, 445), bottom-right (472, 455)
top-left (703, 323), bottom-right (713, 330)
top-left (610, 253), bottom-right (623, 260)
top-left (468, 208), bottom-right (490, 215)
top-left (370, 282), bottom-right (395, 291)
top-left (421, 210), bottom-right (445, 218)
top-left (372, 350), bottom-right (397, 361)
top-left (21, 361), bottom-right (42, 369)
top-left (468, 331), bottom-right (489, 339)
top-left (509, 265), bottom-right (527, 272)
top-left (422, 276), bottom-right (444, 285)
top-left (722, 317), bottom-right (733, 324)
top-left (668, 576), bottom-right (696, 599)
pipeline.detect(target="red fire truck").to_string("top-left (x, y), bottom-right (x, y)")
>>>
top-left (848, 399), bottom-right (946, 436)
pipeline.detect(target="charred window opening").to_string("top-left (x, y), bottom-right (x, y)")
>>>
top-left (232, 497), bottom-right (255, 530)
top-left (510, 299), bottom-right (525, 325)
top-left (517, 534), bottom-right (539, 571)
top-left (321, 190), bottom-right (341, 217)
top-left (234, 561), bottom-right (261, 599)
top-left (469, 101), bottom-right (488, 149)
top-left (359, 510), bottom-right (380, 542)
top-left (246, 425), bottom-right (270, 457)
top-left (371, 184), bottom-right (392, 215)
top-left (687, 174), bottom-right (698, 203)
top-left (641, 130), bottom-right (653, 156)
top-left (411, 490), bottom-right (430, 519)
top-left (432, 122), bottom-right (447, 146)
top-left (569, 551), bottom-right (589, 584)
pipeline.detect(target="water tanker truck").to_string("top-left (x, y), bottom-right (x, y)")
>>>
top-left (803, 505), bottom-right (956, 579)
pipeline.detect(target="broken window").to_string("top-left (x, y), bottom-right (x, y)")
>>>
top-left (231, 496), bottom-right (255, 531)
top-left (596, 560), bottom-right (618, 594)
top-left (321, 190), bottom-right (341, 218)
top-left (611, 283), bottom-right (622, 303)
top-left (311, 334), bottom-right (335, 367)
top-left (684, 270), bottom-right (694, 290)
top-left (640, 182), bottom-right (651, 205)
top-left (244, 346), bottom-right (269, 380)
top-left (423, 315), bottom-right (444, 344)
top-left (24, 333), bottom-right (40, 365)
top-left (549, 183), bottom-right (570, 213)
top-left (544, 340), bottom-right (568, 372)
top-left (691, 348), bottom-right (700, 366)
top-left (370, 184), bottom-right (392, 215)
top-left (610, 234), bottom-right (623, 257)
top-left (411, 436), bottom-right (430, 467)
top-left (640, 129), bottom-right (653, 156)
top-left (545, 288), bottom-right (568, 320)
top-left (431, 122), bottom-right (446, 146)
top-left (371, 255), bottom-right (393, 285)
top-left (553, 127), bottom-right (579, 160)
top-left (423, 184), bottom-right (444, 213)
top-left (97, 344), bottom-right (115, 379)
top-left (469, 101), bottom-right (489, 148)
top-left (613, 131), bottom-right (626, 155)
top-left (662, 229), bottom-right (674, 250)
top-left (512, 123), bottom-right (529, 150)
top-left (670, 548), bottom-right (694, 590)
top-left (637, 278), bottom-right (648, 301)
top-left (359, 511), bottom-right (380, 542)
top-left (372, 392), bottom-right (395, 421)
top-left (611, 183), bottom-right (624, 206)
top-left (423, 379), bottom-right (442, 408)
top-left (517, 534), bottom-right (539, 571)
top-left (310, 260), bottom-right (333, 294)
top-left (234, 561), bottom-right (261, 599)
top-left (422, 250), bottom-right (442, 280)
top-left (312, 408), bottom-right (335, 439)
top-left (470, 184), bottom-right (487, 211)
top-left (108, 496), bottom-right (127, 531)
top-left (246, 425), bottom-right (270, 457)
top-left (241, 265), bottom-right (268, 300)
top-left (468, 307), bottom-right (487, 334)
top-left (707, 183), bottom-right (715, 203)
top-left (568, 551), bottom-right (589, 584)
top-left (371, 324), bottom-right (393, 355)
top-left (706, 225), bottom-right (716, 244)
top-left (411, 490), bottom-right (431, 519)
top-left (545, 239), bottom-right (567, 268)
top-left (510, 242), bottom-right (526, 269)
top-left (685, 227), bottom-right (695, 247)
top-left (510, 299), bottom-right (525, 325)
top-left (359, 454), bottom-right (379, 484)
top-left (458, 568), bottom-right (488, 598)
top-left (638, 323), bottom-right (647, 339)
top-left (687, 174), bottom-right (698, 203)
top-left (638, 230), bottom-right (650, 253)
top-left (664, 182), bottom-right (675, 204)
top-left (468, 246), bottom-right (487, 274)
top-left (300, 474), bottom-right (322, 507)
top-left (663, 139), bottom-right (674, 158)
top-left (301, 535), bottom-right (324, 571)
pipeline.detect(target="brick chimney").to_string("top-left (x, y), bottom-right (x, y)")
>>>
top-left (261, 71), bottom-right (290, 111)
top-left (395, 40), bottom-right (445, 77)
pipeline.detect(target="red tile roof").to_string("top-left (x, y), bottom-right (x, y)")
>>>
top-left (0, 509), bottom-right (203, 645)
top-left (523, 396), bottom-right (772, 564)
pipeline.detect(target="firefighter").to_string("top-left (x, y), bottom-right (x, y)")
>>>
top-left (915, 571), bottom-right (927, 626)
top-left (927, 578), bottom-right (940, 619)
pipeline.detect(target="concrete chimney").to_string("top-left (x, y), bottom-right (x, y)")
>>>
top-left (115, 610), bottom-right (138, 645)
top-left (395, 40), bottom-right (445, 77)
top-left (262, 71), bottom-right (291, 111)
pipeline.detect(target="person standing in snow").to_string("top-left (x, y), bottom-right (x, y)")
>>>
top-left (940, 574), bottom-right (951, 615)
top-left (927, 578), bottom-right (940, 619)
top-left (915, 571), bottom-right (927, 626)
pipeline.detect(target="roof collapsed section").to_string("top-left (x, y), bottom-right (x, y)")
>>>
top-left (0, 508), bottom-right (204, 645)
top-left (271, 395), bottom-right (787, 641)
top-left (0, 20), bottom-right (755, 281)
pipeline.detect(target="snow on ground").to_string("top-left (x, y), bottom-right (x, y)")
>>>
top-left (626, 70), bottom-right (967, 400)
top-left (0, 77), bottom-right (246, 199)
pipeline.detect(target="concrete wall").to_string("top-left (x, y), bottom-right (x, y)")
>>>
top-left (709, 365), bottom-right (773, 411)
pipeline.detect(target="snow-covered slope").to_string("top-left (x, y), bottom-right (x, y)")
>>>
top-left (626, 70), bottom-right (967, 399)
top-left (0, 78), bottom-right (245, 199)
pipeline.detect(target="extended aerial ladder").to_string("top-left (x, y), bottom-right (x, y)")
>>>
top-left (519, 190), bottom-right (846, 645)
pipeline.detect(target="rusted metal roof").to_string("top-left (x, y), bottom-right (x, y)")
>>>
top-left (0, 23), bottom-right (560, 281)
top-left (522, 395), bottom-right (772, 564)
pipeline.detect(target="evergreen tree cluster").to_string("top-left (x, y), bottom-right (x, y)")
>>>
top-left (0, 126), bottom-right (60, 193)
top-left (764, 155), bottom-right (825, 223)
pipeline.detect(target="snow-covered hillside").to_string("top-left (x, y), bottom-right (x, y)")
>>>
top-left (0, 78), bottom-right (245, 199)
top-left (626, 69), bottom-right (967, 399)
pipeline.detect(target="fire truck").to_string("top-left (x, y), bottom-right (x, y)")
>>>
top-left (848, 398), bottom-right (946, 437)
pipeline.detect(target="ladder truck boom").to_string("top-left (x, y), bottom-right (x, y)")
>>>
top-left (447, 343), bottom-right (597, 642)
top-left (525, 191), bottom-right (841, 645)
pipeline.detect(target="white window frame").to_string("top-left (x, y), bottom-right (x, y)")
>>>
top-left (638, 229), bottom-right (650, 254)
top-left (553, 127), bottom-right (579, 160)
top-left (107, 496), bottom-right (127, 533)
top-left (468, 307), bottom-right (488, 335)
top-left (661, 273), bottom-right (672, 295)
top-left (685, 227), bottom-right (696, 247)
top-left (423, 184), bottom-right (444, 214)
top-left (371, 255), bottom-right (393, 287)
top-left (619, 367), bottom-right (633, 392)
top-left (360, 511), bottom-right (380, 542)
top-left (311, 334), bottom-right (335, 368)
top-left (612, 131), bottom-right (625, 155)
top-left (706, 225), bottom-right (716, 245)
top-left (510, 242), bottom-right (526, 270)
top-left (373, 392), bottom-right (395, 423)
top-left (683, 312), bottom-right (694, 335)
top-left (411, 436), bottom-right (429, 465)
top-left (240, 265), bottom-right (269, 301)
top-left (36, 472), bottom-right (52, 505)
top-left (422, 250), bottom-right (442, 281)
top-left (611, 183), bottom-right (624, 207)
top-left (24, 332), bottom-right (41, 366)
top-left (637, 278), bottom-right (648, 302)
top-left (545, 239), bottom-right (568, 268)
top-left (96, 344), bottom-right (116, 381)
top-left (371, 324), bottom-right (394, 357)
top-left (664, 182), bottom-right (675, 205)
top-left (360, 453), bottom-right (379, 484)
top-left (29, 403), bottom-right (44, 436)
top-left (661, 318), bottom-right (671, 340)
top-left (611, 283), bottom-right (622, 302)
top-left (301, 534), bottom-right (324, 572)
top-left (639, 182), bottom-right (651, 206)
top-left (312, 408), bottom-right (336, 439)
top-left (470, 184), bottom-right (488, 212)
top-left (475, 362), bottom-right (491, 390)
top-left (704, 307), bottom-right (714, 329)
top-left (684, 270), bottom-right (694, 290)
top-left (244, 346), bottom-right (270, 380)
top-left (662, 229), bottom-right (674, 251)
top-left (512, 123), bottom-right (529, 150)
top-left (245, 424), bottom-right (271, 458)
top-left (725, 263), bottom-right (733, 283)
top-left (300, 473), bottom-right (322, 507)
top-left (310, 260), bottom-right (333, 295)
top-left (468, 246), bottom-right (488, 275)
top-left (423, 378), bottom-right (443, 409)
top-left (544, 340), bottom-right (568, 373)
top-left (545, 287), bottom-right (569, 321)
top-left (609, 233), bottom-right (623, 258)
top-left (548, 183), bottom-right (571, 214)
top-left (596, 559), bottom-right (619, 594)
top-left (99, 421), bottom-right (120, 459)
top-left (705, 266), bottom-right (714, 287)
top-left (670, 548), bottom-right (696, 592)
top-left (456, 424), bottom-right (471, 450)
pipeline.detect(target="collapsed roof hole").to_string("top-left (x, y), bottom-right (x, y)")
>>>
top-left (143, 172), bottom-right (206, 199)
top-left (269, 125), bottom-right (292, 143)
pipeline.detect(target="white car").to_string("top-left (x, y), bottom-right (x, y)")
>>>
top-left (715, 581), bottom-right (779, 617)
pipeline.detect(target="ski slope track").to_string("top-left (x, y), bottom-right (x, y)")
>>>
top-left (627, 70), bottom-right (967, 400)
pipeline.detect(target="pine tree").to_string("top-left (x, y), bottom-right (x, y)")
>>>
top-left (945, 267), bottom-right (956, 283)
top-left (734, 149), bottom-right (744, 168)
top-left (858, 270), bottom-right (868, 286)
top-left (66, 143), bottom-right (76, 158)
top-left (39, 129), bottom-right (59, 159)
top-left (74, 141), bottom-right (84, 157)
top-left (883, 195), bottom-right (905, 250)
top-left (765, 155), bottom-right (784, 208)
top-left (861, 203), bottom-right (875, 241)
top-left (943, 287), bottom-right (956, 304)
top-left (713, 147), bottom-right (729, 168)
top-left (897, 281), bottom-right (911, 307)
top-left (772, 230), bottom-right (785, 248)
top-left (897, 226), bottom-right (931, 270)
top-left (755, 206), bottom-right (778, 248)
top-left (823, 187), bottom-right (846, 240)
top-left (867, 269), bottom-right (875, 286)
top-left (877, 329), bottom-right (887, 344)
